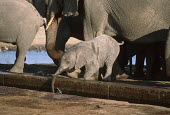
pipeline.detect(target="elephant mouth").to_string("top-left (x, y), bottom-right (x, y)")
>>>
top-left (68, 68), bottom-right (75, 73)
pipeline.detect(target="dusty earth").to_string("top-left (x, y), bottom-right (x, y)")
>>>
top-left (0, 86), bottom-right (170, 115)
top-left (0, 27), bottom-right (170, 114)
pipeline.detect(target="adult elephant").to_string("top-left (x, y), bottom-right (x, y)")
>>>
top-left (61, 0), bottom-right (170, 80)
top-left (29, 0), bottom-right (84, 65)
top-left (0, 0), bottom-right (81, 73)
top-left (0, 0), bottom-right (44, 73)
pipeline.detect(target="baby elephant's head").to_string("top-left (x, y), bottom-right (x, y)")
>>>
top-left (55, 51), bottom-right (76, 75)
top-left (52, 50), bottom-right (76, 93)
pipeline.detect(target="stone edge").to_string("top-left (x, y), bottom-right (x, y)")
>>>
top-left (0, 72), bottom-right (169, 107)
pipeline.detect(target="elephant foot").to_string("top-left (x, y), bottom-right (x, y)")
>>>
top-left (133, 71), bottom-right (145, 78)
top-left (67, 69), bottom-right (81, 78)
top-left (103, 77), bottom-right (111, 82)
top-left (163, 77), bottom-right (170, 81)
top-left (9, 67), bottom-right (23, 73)
top-left (116, 73), bottom-right (129, 80)
top-left (151, 71), bottom-right (169, 81)
top-left (144, 74), bottom-right (153, 80)
top-left (84, 76), bottom-right (95, 81)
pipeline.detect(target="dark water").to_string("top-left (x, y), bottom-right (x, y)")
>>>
top-left (0, 50), bottom-right (146, 65)
top-left (0, 50), bottom-right (53, 64)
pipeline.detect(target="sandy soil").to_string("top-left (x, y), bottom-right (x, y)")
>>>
top-left (0, 86), bottom-right (170, 115)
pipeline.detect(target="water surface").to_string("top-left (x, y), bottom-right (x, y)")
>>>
top-left (0, 50), bottom-right (146, 65)
top-left (0, 50), bottom-right (53, 64)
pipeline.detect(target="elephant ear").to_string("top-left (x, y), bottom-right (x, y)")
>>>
top-left (75, 47), bottom-right (94, 69)
top-left (63, 0), bottom-right (79, 16)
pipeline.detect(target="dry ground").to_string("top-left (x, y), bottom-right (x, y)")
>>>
top-left (0, 86), bottom-right (170, 115)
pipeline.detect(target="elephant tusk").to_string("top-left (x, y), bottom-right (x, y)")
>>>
top-left (46, 16), bottom-right (55, 30)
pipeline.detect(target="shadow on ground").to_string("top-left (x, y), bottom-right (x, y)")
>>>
top-left (0, 64), bottom-right (57, 76)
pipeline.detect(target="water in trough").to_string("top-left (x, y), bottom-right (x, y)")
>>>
top-left (0, 50), bottom-right (53, 64)
top-left (0, 50), bottom-right (146, 65)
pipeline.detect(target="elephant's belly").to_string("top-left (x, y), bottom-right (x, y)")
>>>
top-left (0, 13), bottom-right (19, 43)
top-left (0, 25), bottom-right (18, 43)
top-left (109, 1), bottom-right (169, 41)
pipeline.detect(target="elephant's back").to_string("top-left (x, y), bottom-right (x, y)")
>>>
top-left (161, 0), bottom-right (170, 24)
top-left (105, 0), bottom-right (170, 40)
top-left (0, 0), bottom-right (43, 25)
top-left (0, 0), bottom-right (43, 42)
top-left (92, 35), bottom-right (120, 55)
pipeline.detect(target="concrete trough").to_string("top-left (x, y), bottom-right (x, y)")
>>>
top-left (0, 71), bottom-right (170, 107)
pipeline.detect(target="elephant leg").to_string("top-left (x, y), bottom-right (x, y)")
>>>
top-left (67, 69), bottom-right (81, 78)
top-left (112, 59), bottom-right (125, 81)
top-left (99, 65), bottom-right (106, 81)
top-left (158, 42), bottom-right (166, 79)
top-left (56, 18), bottom-right (71, 51)
top-left (145, 43), bottom-right (162, 80)
top-left (15, 47), bottom-right (26, 64)
top-left (84, 63), bottom-right (99, 81)
top-left (165, 29), bottom-right (170, 79)
top-left (118, 44), bottom-right (129, 72)
top-left (145, 49), bottom-right (155, 80)
top-left (134, 51), bottom-right (145, 77)
top-left (103, 62), bottom-right (113, 82)
top-left (10, 25), bottom-right (37, 73)
top-left (151, 42), bottom-right (163, 75)
top-left (151, 51), bottom-right (165, 80)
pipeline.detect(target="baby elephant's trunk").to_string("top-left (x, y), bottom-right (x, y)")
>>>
top-left (51, 74), bottom-right (58, 93)
top-left (51, 67), bottom-right (64, 93)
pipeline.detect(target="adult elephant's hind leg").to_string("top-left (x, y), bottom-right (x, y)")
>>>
top-left (10, 25), bottom-right (37, 73)
top-left (165, 28), bottom-right (170, 80)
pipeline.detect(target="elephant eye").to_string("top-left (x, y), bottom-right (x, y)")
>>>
top-left (66, 60), bottom-right (70, 63)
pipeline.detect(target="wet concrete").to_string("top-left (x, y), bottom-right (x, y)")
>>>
top-left (0, 71), bottom-right (170, 107)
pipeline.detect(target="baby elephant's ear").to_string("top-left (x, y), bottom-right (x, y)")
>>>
top-left (75, 51), bottom-right (86, 69)
top-left (75, 48), bottom-right (94, 69)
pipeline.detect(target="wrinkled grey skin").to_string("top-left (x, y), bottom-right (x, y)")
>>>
top-left (52, 35), bottom-right (123, 93)
top-left (63, 0), bottom-right (170, 79)
top-left (0, 0), bottom-right (44, 73)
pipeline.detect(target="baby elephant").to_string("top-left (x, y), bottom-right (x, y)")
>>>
top-left (52, 34), bottom-right (123, 92)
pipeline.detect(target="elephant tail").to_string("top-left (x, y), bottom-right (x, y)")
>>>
top-left (118, 41), bottom-right (124, 45)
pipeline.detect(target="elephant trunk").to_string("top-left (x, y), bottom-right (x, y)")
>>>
top-left (51, 74), bottom-right (57, 93)
top-left (46, 17), bottom-right (64, 64)
top-left (51, 66), bottom-right (64, 93)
